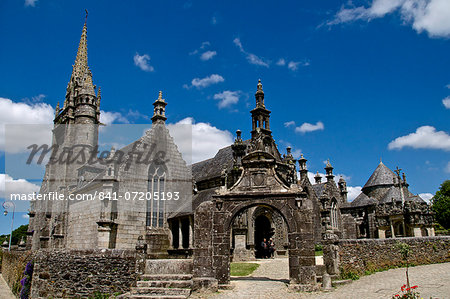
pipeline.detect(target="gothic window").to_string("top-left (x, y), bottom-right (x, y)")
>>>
top-left (331, 200), bottom-right (338, 229)
top-left (146, 163), bottom-right (167, 227)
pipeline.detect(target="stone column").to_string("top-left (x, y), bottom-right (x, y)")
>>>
top-left (390, 219), bottom-right (395, 238)
top-left (179, 218), bottom-right (184, 249)
top-left (192, 201), bottom-right (218, 292)
top-left (413, 227), bottom-right (422, 237)
top-left (429, 227), bottom-right (435, 236)
top-left (189, 216), bottom-right (194, 248)
top-left (168, 221), bottom-right (174, 249)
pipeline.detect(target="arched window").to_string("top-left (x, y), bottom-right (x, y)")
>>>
top-left (146, 163), bottom-right (167, 227)
top-left (331, 200), bottom-right (338, 229)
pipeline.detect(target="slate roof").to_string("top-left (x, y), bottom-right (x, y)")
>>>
top-left (362, 162), bottom-right (396, 190)
top-left (168, 188), bottom-right (219, 218)
top-left (191, 140), bottom-right (250, 182)
top-left (350, 192), bottom-right (377, 207)
top-left (312, 183), bottom-right (326, 198)
top-left (380, 186), bottom-right (425, 204)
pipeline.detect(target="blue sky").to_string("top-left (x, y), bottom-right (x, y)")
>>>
top-left (0, 0), bottom-right (449, 234)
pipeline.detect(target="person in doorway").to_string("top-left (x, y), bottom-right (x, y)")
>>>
top-left (269, 238), bottom-right (275, 258)
top-left (261, 238), bottom-right (269, 258)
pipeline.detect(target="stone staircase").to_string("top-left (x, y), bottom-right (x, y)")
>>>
top-left (128, 259), bottom-right (193, 299)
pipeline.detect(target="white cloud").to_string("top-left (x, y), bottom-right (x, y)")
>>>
top-left (233, 38), bottom-right (270, 67)
top-left (0, 173), bottom-right (40, 199)
top-left (291, 149), bottom-right (302, 159)
top-left (24, 0), bottom-right (38, 7)
top-left (184, 74), bottom-right (224, 89)
top-left (327, 0), bottom-right (450, 38)
top-left (276, 58), bottom-right (286, 66)
top-left (200, 50), bottom-right (217, 61)
top-left (388, 126), bottom-right (450, 151)
top-left (100, 111), bottom-right (129, 125)
top-left (213, 91), bottom-right (240, 109)
top-left (295, 121), bottom-right (325, 134)
top-left (419, 192), bottom-right (434, 204)
top-left (288, 61), bottom-right (301, 71)
top-left (211, 16), bottom-right (217, 25)
top-left (446, 84), bottom-right (450, 89)
top-left (189, 41), bottom-right (211, 55)
top-left (284, 121), bottom-right (296, 128)
top-left (133, 53), bottom-right (154, 72)
top-left (167, 117), bottom-right (234, 164)
top-left (347, 186), bottom-right (363, 202)
top-left (443, 96), bottom-right (450, 109)
top-left (0, 97), bottom-right (54, 153)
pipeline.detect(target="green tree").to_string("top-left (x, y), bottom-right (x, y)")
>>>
top-left (432, 180), bottom-right (450, 229)
top-left (0, 224), bottom-right (28, 246)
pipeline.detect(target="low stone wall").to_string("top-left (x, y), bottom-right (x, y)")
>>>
top-left (31, 249), bottom-right (137, 298)
top-left (338, 236), bottom-right (450, 276)
top-left (1, 250), bottom-right (32, 296)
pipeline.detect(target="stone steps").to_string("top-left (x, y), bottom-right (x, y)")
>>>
top-left (128, 296), bottom-right (188, 299)
top-left (130, 259), bottom-right (193, 299)
top-left (331, 279), bottom-right (353, 287)
top-left (137, 280), bottom-right (192, 288)
top-left (140, 274), bottom-right (193, 281)
top-left (131, 287), bottom-right (190, 296)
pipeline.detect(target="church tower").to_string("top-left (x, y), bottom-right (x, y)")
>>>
top-left (30, 13), bottom-right (101, 250)
top-left (54, 11), bottom-right (100, 150)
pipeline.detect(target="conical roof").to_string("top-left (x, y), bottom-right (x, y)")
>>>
top-left (362, 161), bottom-right (396, 190)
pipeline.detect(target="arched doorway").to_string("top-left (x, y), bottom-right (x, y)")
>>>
top-left (254, 214), bottom-right (272, 258)
top-left (193, 198), bottom-right (317, 290)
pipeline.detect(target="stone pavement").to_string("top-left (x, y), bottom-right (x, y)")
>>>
top-left (0, 274), bottom-right (15, 299)
top-left (191, 258), bottom-right (450, 299)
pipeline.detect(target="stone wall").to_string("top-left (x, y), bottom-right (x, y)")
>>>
top-left (338, 236), bottom-right (450, 276)
top-left (31, 249), bottom-right (137, 298)
top-left (1, 250), bottom-right (32, 296)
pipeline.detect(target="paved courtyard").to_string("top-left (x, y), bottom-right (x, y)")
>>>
top-left (0, 275), bottom-right (15, 299)
top-left (192, 258), bottom-right (450, 299)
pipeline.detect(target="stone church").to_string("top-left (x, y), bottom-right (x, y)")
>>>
top-left (27, 17), bottom-right (434, 268)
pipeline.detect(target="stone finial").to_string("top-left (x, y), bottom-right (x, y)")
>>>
top-left (108, 146), bottom-right (116, 159)
top-left (314, 171), bottom-right (322, 184)
top-left (257, 79), bottom-right (263, 91)
top-left (152, 90), bottom-right (168, 123)
top-left (255, 79), bottom-right (265, 108)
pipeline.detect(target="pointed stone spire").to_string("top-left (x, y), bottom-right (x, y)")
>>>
top-left (96, 86), bottom-right (101, 112)
top-left (298, 153), bottom-right (308, 180)
top-left (152, 91), bottom-right (168, 123)
top-left (65, 10), bottom-right (96, 104)
top-left (73, 11), bottom-right (88, 79)
top-left (54, 102), bottom-right (60, 118)
top-left (255, 79), bottom-right (265, 108)
top-left (325, 159), bottom-right (334, 182)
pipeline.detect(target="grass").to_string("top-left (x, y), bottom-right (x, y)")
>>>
top-left (230, 262), bottom-right (260, 276)
top-left (315, 250), bottom-right (323, 256)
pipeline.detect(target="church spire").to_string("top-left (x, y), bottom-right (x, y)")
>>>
top-left (65, 10), bottom-right (96, 106)
top-left (72, 10), bottom-right (89, 80)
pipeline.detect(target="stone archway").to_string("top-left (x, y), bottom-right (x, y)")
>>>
top-left (192, 195), bottom-right (317, 291)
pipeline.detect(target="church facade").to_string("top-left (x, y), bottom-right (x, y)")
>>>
top-left (27, 18), bottom-right (434, 265)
